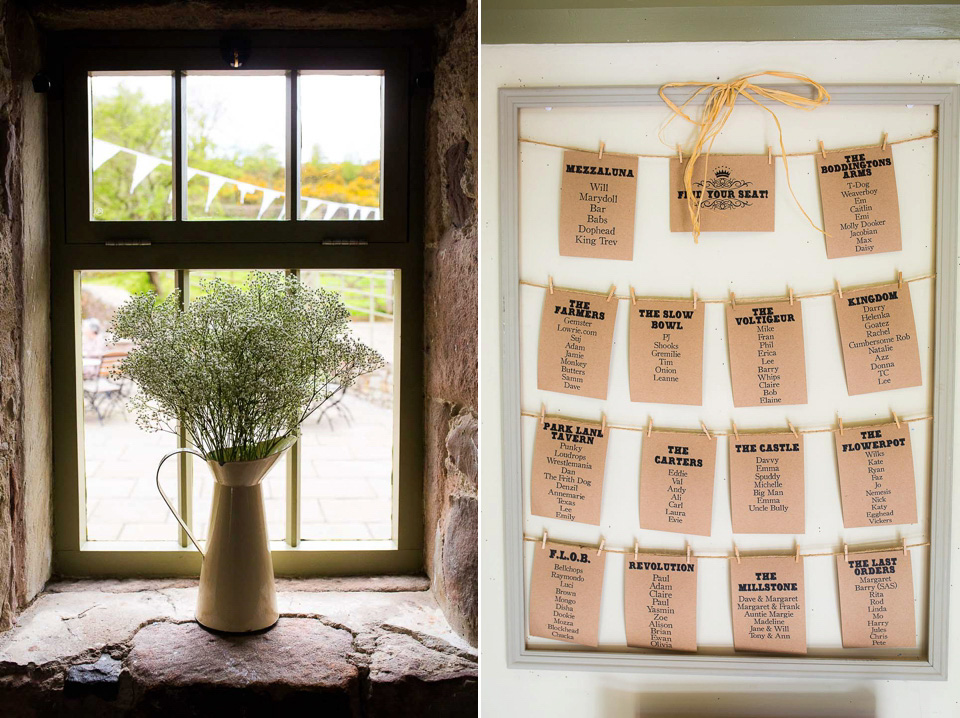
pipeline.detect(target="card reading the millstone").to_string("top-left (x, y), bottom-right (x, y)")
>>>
top-left (537, 288), bottom-right (618, 399)
top-left (816, 146), bottom-right (901, 259)
top-left (836, 549), bottom-right (916, 648)
top-left (559, 150), bottom-right (638, 261)
top-left (730, 556), bottom-right (807, 655)
top-left (670, 155), bottom-right (775, 233)
top-left (531, 416), bottom-right (609, 525)
top-left (624, 554), bottom-right (698, 652)
top-left (529, 540), bottom-right (606, 646)
top-left (729, 432), bottom-right (805, 534)
top-left (835, 422), bottom-right (917, 528)
top-left (639, 431), bottom-right (717, 536)
top-left (628, 299), bottom-right (705, 405)
top-left (726, 300), bottom-right (807, 407)
top-left (834, 282), bottom-right (921, 395)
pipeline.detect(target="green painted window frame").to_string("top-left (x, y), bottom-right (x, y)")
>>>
top-left (46, 31), bottom-right (429, 576)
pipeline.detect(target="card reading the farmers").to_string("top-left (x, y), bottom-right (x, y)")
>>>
top-left (670, 155), bottom-right (775, 233)
top-left (628, 299), bottom-right (705, 405)
top-left (836, 549), bottom-right (916, 648)
top-left (816, 146), bottom-right (901, 259)
top-left (729, 432), bottom-right (805, 534)
top-left (531, 416), bottom-right (609, 525)
top-left (530, 540), bottom-right (605, 647)
top-left (538, 288), bottom-right (618, 399)
top-left (730, 556), bottom-right (807, 655)
top-left (726, 300), bottom-right (807, 407)
top-left (639, 431), bottom-right (717, 536)
top-left (624, 554), bottom-right (698, 652)
top-left (559, 150), bottom-right (638, 261)
top-left (834, 282), bottom-right (921, 395)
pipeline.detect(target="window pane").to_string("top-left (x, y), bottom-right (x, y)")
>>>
top-left (81, 270), bottom-right (177, 541)
top-left (89, 74), bottom-right (173, 221)
top-left (299, 270), bottom-right (395, 541)
top-left (299, 73), bottom-right (383, 221)
top-left (185, 74), bottom-right (287, 221)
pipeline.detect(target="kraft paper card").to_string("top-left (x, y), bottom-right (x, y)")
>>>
top-left (531, 416), bottom-right (609, 525)
top-left (529, 540), bottom-right (606, 647)
top-left (726, 300), bottom-right (808, 407)
top-left (538, 288), bottom-right (618, 399)
top-left (730, 556), bottom-right (807, 655)
top-left (624, 554), bottom-right (698, 652)
top-left (670, 155), bottom-right (775, 233)
top-left (835, 422), bottom-right (917, 528)
top-left (639, 431), bottom-right (717, 536)
top-left (816, 146), bottom-right (901, 259)
top-left (560, 150), bottom-right (638, 261)
top-left (729, 433), bottom-right (805, 534)
top-left (836, 549), bottom-right (916, 649)
top-left (628, 299), bottom-right (705, 405)
top-left (834, 282), bottom-right (921, 395)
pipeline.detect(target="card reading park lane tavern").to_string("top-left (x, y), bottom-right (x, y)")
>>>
top-left (728, 432), bottom-right (805, 534)
top-left (624, 554), bottom-right (698, 652)
top-left (530, 540), bottom-right (606, 647)
top-left (628, 299), bottom-right (705, 405)
top-left (836, 549), bottom-right (916, 649)
top-left (670, 155), bottom-right (775, 233)
top-left (730, 556), bottom-right (807, 655)
top-left (639, 431), bottom-right (717, 536)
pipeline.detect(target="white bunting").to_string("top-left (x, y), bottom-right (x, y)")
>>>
top-left (322, 202), bottom-right (340, 220)
top-left (304, 198), bottom-right (322, 218)
top-left (91, 139), bottom-right (122, 171)
top-left (129, 154), bottom-right (164, 194)
top-left (236, 182), bottom-right (256, 203)
top-left (276, 206), bottom-right (286, 221)
top-left (204, 175), bottom-right (227, 212)
top-left (257, 189), bottom-right (283, 220)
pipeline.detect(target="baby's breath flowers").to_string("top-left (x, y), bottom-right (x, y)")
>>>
top-left (109, 271), bottom-right (384, 464)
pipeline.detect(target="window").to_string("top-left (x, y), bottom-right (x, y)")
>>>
top-left (49, 32), bottom-right (428, 575)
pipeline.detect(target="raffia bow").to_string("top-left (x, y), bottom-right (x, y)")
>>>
top-left (659, 71), bottom-right (830, 241)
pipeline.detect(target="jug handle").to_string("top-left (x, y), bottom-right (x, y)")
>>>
top-left (156, 448), bottom-right (207, 557)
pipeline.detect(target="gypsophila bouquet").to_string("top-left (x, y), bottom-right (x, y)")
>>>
top-left (109, 271), bottom-right (384, 464)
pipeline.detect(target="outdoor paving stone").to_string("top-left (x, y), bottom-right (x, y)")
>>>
top-left (300, 522), bottom-right (372, 540)
top-left (320, 498), bottom-right (392, 523)
top-left (301, 477), bottom-right (376, 499)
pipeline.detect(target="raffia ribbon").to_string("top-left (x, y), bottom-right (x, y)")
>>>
top-left (659, 71), bottom-right (831, 241)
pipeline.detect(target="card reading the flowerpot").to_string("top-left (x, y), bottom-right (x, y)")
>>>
top-left (670, 155), bottom-right (775, 233)
top-left (560, 150), bottom-right (638, 261)
top-left (531, 416), bottom-right (609, 525)
top-left (835, 422), bottom-right (917, 528)
top-left (726, 300), bottom-right (807, 407)
top-left (530, 540), bottom-right (606, 646)
top-left (816, 146), bottom-right (901, 259)
top-left (836, 549), bottom-right (916, 648)
top-left (729, 432), bottom-right (805, 534)
top-left (538, 288), bottom-right (618, 399)
top-left (624, 554), bottom-right (698, 652)
top-left (730, 556), bottom-right (807, 654)
top-left (628, 299), bottom-right (705, 405)
top-left (834, 282), bottom-right (921, 395)
top-left (639, 431), bottom-right (717, 536)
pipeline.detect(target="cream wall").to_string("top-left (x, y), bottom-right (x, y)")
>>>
top-left (480, 40), bottom-right (960, 716)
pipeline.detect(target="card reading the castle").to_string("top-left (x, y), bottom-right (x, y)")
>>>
top-left (624, 554), bottom-right (698, 652)
top-left (639, 431), bottom-right (717, 536)
top-left (531, 416), bottom-right (609, 525)
top-left (669, 155), bottom-right (775, 233)
top-left (559, 150), bottom-right (638, 261)
top-left (836, 549), bottom-right (916, 649)
top-left (628, 299), bottom-right (705, 405)
top-left (729, 432), bottom-right (805, 534)
top-left (538, 288), bottom-right (618, 399)
top-left (725, 300), bottom-right (807, 407)
top-left (835, 421), bottom-right (917, 528)
top-left (730, 556), bottom-right (807, 654)
top-left (834, 282), bottom-right (921, 395)
top-left (530, 540), bottom-right (606, 647)
top-left (816, 146), bottom-right (901, 259)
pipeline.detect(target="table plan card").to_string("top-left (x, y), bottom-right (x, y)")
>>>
top-left (531, 416), bottom-right (609, 525)
top-left (538, 288), bottom-right (618, 399)
top-left (624, 554), bottom-right (698, 652)
top-left (816, 146), bottom-right (901, 259)
top-left (835, 422), bottom-right (917, 528)
top-left (559, 149), bottom-right (638, 260)
top-left (529, 541), bottom-right (606, 647)
top-left (726, 300), bottom-right (808, 407)
top-left (639, 431), bottom-right (717, 536)
top-left (836, 549), bottom-right (916, 649)
top-left (670, 155), bottom-right (775, 233)
top-left (730, 556), bottom-right (807, 655)
top-left (729, 433), bottom-right (805, 534)
top-left (628, 299), bottom-right (705, 405)
top-left (834, 282), bottom-right (921, 395)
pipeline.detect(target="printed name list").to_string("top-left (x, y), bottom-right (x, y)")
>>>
top-left (628, 299), bottom-right (705, 405)
top-left (836, 549), bottom-right (916, 648)
top-left (730, 556), bottom-right (807, 654)
top-left (639, 431), bottom-right (717, 536)
top-left (530, 540), bottom-right (606, 647)
top-left (729, 432), bottom-right (805, 534)
top-left (624, 555), bottom-right (698, 652)
top-left (531, 417), bottom-right (609, 525)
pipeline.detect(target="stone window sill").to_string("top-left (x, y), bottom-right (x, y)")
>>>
top-left (0, 577), bottom-right (477, 716)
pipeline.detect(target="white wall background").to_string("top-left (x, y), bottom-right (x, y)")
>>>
top-left (481, 40), bottom-right (960, 717)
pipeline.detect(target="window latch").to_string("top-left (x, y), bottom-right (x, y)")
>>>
top-left (321, 239), bottom-right (368, 246)
top-left (104, 240), bottom-right (152, 247)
